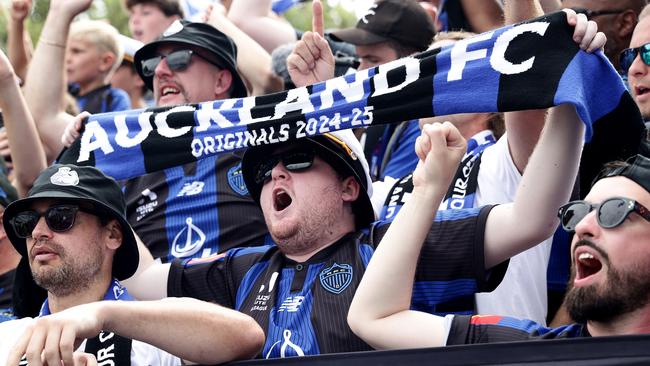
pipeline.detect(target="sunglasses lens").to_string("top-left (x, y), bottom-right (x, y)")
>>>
top-left (12, 212), bottom-right (40, 238)
top-left (598, 198), bottom-right (629, 228)
top-left (283, 151), bottom-right (314, 172)
top-left (560, 202), bottom-right (592, 231)
top-left (45, 206), bottom-right (78, 232)
top-left (620, 48), bottom-right (638, 73)
top-left (141, 56), bottom-right (162, 77)
top-left (254, 157), bottom-right (279, 185)
top-left (166, 50), bottom-right (193, 72)
top-left (641, 44), bottom-right (650, 66)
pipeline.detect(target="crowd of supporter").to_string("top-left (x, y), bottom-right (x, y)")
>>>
top-left (0, 0), bottom-right (649, 364)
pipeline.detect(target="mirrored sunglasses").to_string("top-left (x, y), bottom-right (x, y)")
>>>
top-left (619, 43), bottom-right (650, 74)
top-left (557, 197), bottom-right (650, 232)
top-left (254, 149), bottom-right (316, 185)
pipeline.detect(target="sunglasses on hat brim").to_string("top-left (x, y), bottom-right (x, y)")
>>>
top-left (619, 43), bottom-right (650, 74)
top-left (10, 204), bottom-right (99, 239)
top-left (557, 197), bottom-right (650, 232)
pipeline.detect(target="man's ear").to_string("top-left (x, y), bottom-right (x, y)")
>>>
top-left (341, 176), bottom-right (361, 203)
top-left (105, 219), bottom-right (123, 250)
top-left (214, 69), bottom-right (234, 97)
top-left (618, 10), bottom-right (638, 38)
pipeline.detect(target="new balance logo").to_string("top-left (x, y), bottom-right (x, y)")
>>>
top-left (278, 296), bottom-right (305, 312)
top-left (177, 181), bottom-right (205, 196)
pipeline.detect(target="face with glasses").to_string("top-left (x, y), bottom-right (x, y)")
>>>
top-left (148, 44), bottom-right (233, 106)
top-left (257, 146), bottom-right (359, 257)
top-left (626, 15), bottom-right (650, 119)
top-left (561, 177), bottom-right (650, 324)
top-left (17, 199), bottom-right (114, 296)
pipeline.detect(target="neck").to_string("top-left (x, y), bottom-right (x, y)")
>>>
top-left (46, 273), bottom-right (113, 314)
top-left (0, 244), bottom-right (20, 275)
top-left (587, 306), bottom-right (650, 336)
top-left (284, 230), bottom-right (352, 263)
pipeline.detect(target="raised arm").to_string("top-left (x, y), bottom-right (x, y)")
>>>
top-left (6, 0), bottom-right (34, 82)
top-left (23, 0), bottom-right (91, 163)
top-left (227, 0), bottom-right (297, 53)
top-left (348, 122), bottom-right (466, 350)
top-left (6, 298), bottom-right (265, 365)
top-left (205, 4), bottom-right (283, 96)
top-left (459, 0), bottom-right (504, 32)
top-left (286, 0), bottom-right (335, 88)
top-left (0, 49), bottom-right (46, 197)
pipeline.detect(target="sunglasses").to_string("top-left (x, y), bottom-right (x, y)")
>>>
top-left (253, 149), bottom-right (316, 185)
top-left (557, 197), bottom-right (650, 232)
top-left (10, 204), bottom-right (95, 238)
top-left (141, 49), bottom-right (221, 77)
top-left (569, 7), bottom-right (625, 19)
top-left (619, 43), bottom-right (650, 74)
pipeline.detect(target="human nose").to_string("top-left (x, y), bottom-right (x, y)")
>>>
top-left (30, 215), bottom-right (53, 240)
top-left (271, 161), bottom-right (290, 181)
top-left (628, 52), bottom-right (648, 78)
top-left (154, 56), bottom-right (172, 79)
top-left (573, 209), bottom-right (599, 240)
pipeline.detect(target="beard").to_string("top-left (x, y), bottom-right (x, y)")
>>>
top-left (266, 185), bottom-right (346, 257)
top-left (31, 239), bottom-right (104, 297)
top-left (565, 242), bottom-right (650, 324)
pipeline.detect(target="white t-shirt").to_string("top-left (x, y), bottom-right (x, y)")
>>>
top-left (0, 317), bottom-right (181, 365)
top-left (473, 134), bottom-right (552, 325)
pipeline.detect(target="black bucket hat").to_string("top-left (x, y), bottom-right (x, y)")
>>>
top-left (3, 164), bottom-right (138, 280)
top-left (242, 130), bottom-right (375, 229)
top-left (134, 20), bottom-right (248, 98)
top-left (593, 154), bottom-right (650, 193)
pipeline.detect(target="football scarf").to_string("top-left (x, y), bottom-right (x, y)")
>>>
top-left (59, 12), bottom-right (641, 181)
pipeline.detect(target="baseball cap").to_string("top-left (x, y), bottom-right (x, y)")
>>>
top-left (134, 20), bottom-right (247, 98)
top-left (3, 164), bottom-right (138, 280)
top-left (242, 130), bottom-right (376, 229)
top-left (330, 0), bottom-right (435, 52)
top-left (593, 154), bottom-right (650, 193)
top-left (119, 34), bottom-right (144, 64)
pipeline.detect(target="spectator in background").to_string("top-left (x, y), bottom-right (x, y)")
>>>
top-left (0, 177), bottom-right (19, 320)
top-left (1, 164), bottom-right (264, 364)
top-left (125, 0), bottom-right (184, 43)
top-left (228, 0), bottom-right (297, 53)
top-left (111, 35), bottom-right (149, 109)
top-left (562, 0), bottom-right (646, 74)
top-left (420, 0), bottom-right (504, 33)
top-left (349, 152), bottom-right (650, 346)
top-left (622, 4), bottom-right (650, 123)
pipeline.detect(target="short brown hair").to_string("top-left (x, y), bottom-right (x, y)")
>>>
top-left (124, 0), bottom-right (184, 17)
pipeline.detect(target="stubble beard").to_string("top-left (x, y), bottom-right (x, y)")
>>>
top-left (31, 239), bottom-right (105, 297)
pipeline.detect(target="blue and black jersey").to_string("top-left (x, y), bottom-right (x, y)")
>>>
top-left (124, 153), bottom-right (269, 262)
top-left (169, 205), bottom-right (508, 358)
top-left (0, 269), bottom-right (14, 311)
top-left (447, 315), bottom-right (587, 344)
top-left (74, 84), bottom-right (131, 114)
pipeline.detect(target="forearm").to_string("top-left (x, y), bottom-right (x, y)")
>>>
top-left (0, 77), bottom-right (47, 196)
top-left (7, 20), bottom-right (31, 82)
top-left (484, 104), bottom-right (584, 267)
top-left (504, 0), bottom-right (543, 25)
top-left (23, 5), bottom-right (74, 160)
top-left (100, 298), bottom-right (264, 364)
top-left (504, 109), bottom-right (547, 173)
top-left (227, 0), bottom-right (297, 53)
top-left (348, 188), bottom-right (446, 349)
top-left (208, 10), bottom-right (283, 95)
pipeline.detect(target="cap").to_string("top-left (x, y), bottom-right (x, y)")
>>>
top-left (593, 154), bottom-right (650, 193)
top-left (134, 20), bottom-right (247, 98)
top-left (242, 130), bottom-right (375, 229)
top-left (330, 0), bottom-right (435, 52)
top-left (119, 34), bottom-right (144, 64)
top-left (3, 164), bottom-right (138, 280)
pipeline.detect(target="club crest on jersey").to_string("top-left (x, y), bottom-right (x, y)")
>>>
top-left (319, 263), bottom-right (353, 294)
top-left (227, 162), bottom-right (248, 195)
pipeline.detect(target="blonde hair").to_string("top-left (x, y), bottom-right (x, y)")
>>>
top-left (640, 4), bottom-right (650, 20)
top-left (69, 20), bottom-right (124, 77)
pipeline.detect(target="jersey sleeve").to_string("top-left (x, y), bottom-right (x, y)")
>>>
top-left (447, 315), bottom-right (584, 344)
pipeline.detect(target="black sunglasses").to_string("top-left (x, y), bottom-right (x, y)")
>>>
top-left (10, 204), bottom-right (95, 238)
top-left (569, 7), bottom-right (625, 19)
top-left (558, 197), bottom-right (650, 232)
top-left (254, 149), bottom-right (316, 185)
top-left (619, 42), bottom-right (650, 74)
top-left (141, 49), bottom-right (220, 77)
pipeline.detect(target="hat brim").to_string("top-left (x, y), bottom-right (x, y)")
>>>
top-left (329, 28), bottom-right (390, 46)
top-left (3, 192), bottom-right (138, 281)
top-left (242, 138), bottom-right (375, 229)
top-left (134, 39), bottom-right (248, 99)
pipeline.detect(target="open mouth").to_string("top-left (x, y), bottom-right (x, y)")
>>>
top-left (273, 189), bottom-right (293, 212)
top-left (161, 86), bottom-right (180, 97)
top-left (635, 85), bottom-right (650, 97)
top-left (575, 251), bottom-right (603, 281)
